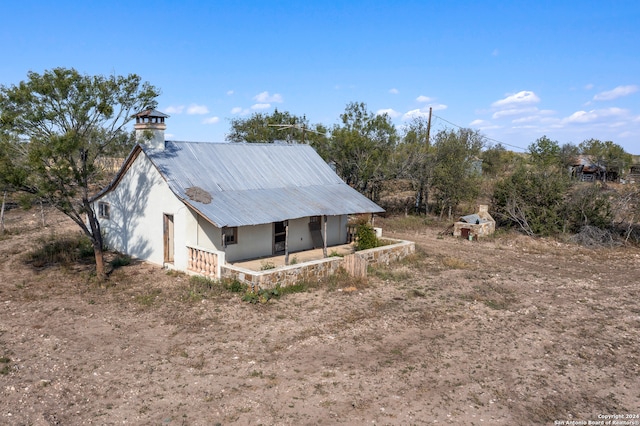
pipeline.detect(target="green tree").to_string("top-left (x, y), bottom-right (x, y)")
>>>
top-left (528, 135), bottom-right (562, 167)
top-left (492, 164), bottom-right (571, 236)
top-left (391, 117), bottom-right (434, 214)
top-left (0, 68), bottom-right (159, 278)
top-left (560, 142), bottom-right (580, 169)
top-left (430, 128), bottom-right (484, 217)
top-left (226, 109), bottom-right (327, 146)
top-left (328, 102), bottom-right (398, 200)
top-left (565, 185), bottom-right (613, 233)
top-left (578, 138), bottom-right (632, 180)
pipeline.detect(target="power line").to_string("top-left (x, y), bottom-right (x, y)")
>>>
top-left (432, 114), bottom-right (527, 151)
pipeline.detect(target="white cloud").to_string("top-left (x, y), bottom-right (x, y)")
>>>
top-left (469, 119), bottom-right (501, 130)
top-left (254, 91), bottom-right (283, 103)
top-left (226, 90), bottom-right (234, 96)
top-left (416, 95), bottom-right (433, 103)
top-left (562, 110), bottom-right (595, 124)
top-left (376, 108), bottom-right (401, 118)
top-left (389, 88), bottom-right (399, 94)
top-left (562, 107), bottom-right (628, 124)
top-left (165, 105), bottom-right (185, 114)
top-left (492, 107), bottom-right (538, 119)
top-left (492, 91), bottom-right (540, 107)
top-left (203, 116), bottom-right (220, 124)
top-left (251, 103), bottom-right (271, 110)
top-left (187, 104), bottom-right (209, 115)
top-left (401, 103), bottom-right (447, 121)
top-left (230, 107), bottom-right (243, 114)
top-left (402, 109), bottom-right (429, 120)
top-left (584, 83), bottom-right (594, 90)
top-left (593, 85), bottom-right (638, 101)
top-left (511, 115), bottom-right (540, 124)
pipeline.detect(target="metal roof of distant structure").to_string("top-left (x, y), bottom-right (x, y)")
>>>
top-left (459, 214), bottom-right (488, 224)
top-left (143, 141), bottom-right (384, 227)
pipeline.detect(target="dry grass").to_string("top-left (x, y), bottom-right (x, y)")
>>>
top-left (2, 208), bottom-right (640, 425)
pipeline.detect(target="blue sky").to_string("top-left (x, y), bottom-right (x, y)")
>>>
top-left (2, 0), bottom-right (640, 153)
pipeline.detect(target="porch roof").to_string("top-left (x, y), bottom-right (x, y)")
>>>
top-left (145, 141), bottom-right (384, 227)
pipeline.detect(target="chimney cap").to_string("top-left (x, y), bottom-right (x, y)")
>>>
top-left (134, 109), bottom-right (169, 119)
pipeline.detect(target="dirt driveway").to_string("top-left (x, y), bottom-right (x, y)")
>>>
top-left (1, 208), bottom-right (639, 425)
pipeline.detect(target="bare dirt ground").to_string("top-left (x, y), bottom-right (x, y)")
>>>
top-left (1, 207), bottom-right (639, 425)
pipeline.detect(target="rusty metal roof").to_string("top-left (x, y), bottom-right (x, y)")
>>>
top-left (144, 141), bottom-right (384, 227)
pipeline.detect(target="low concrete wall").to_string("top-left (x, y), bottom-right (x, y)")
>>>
top-left (221, 238), bottom-right (415, 289)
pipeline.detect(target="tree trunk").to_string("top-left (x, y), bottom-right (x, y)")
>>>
top-left (0, 190), bottom-right (6, 234)
top-left (415, 184), bottom-right (423, 215)
top-left (424, 185), bottom-right (429, 214)
top-left (93, 243), bottom-right (106, 280)
top-left (85, 200), bottom-right (106, 279)
top-left (39, 199), bottom-right (46, 227)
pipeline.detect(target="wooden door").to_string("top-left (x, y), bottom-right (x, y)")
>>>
top-left (164, 214), bottom-right (174, 263)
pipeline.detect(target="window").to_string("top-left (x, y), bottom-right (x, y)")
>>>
top-left (98, 202), bottom-right (110, 219)
top-left (223, 227), bottom-right (237, 246)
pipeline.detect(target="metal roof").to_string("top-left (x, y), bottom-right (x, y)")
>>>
top-left (459, 214), bottom-right (488, 224)
top-left (144, 141), bottom-right (384, 227)
top-left (134, 109), bottom-right (169, 118)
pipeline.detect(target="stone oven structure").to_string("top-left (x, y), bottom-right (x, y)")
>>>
top-left (453, 205), bottom-right (495, 240)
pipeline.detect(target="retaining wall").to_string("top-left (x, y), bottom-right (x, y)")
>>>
top-left (220, 239), bottom-right (415, 289)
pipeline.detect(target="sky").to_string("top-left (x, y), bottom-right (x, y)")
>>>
top-left (2, 0), bottom-right (640, 154)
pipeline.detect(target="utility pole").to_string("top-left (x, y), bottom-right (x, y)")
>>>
top-left (416, 107), bottom-right (433, 215)
top-left (426, 106), bottom-right (432, 143)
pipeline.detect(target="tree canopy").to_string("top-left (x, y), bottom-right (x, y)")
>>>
top-left (430, 128), bottom-right (484, 217)
top-left (0, 67), bottom-right (159, 278)
top-left (578, 138), bottom-right (632, 177)
top-left (528, 135), bottom-right (562, 168)
top-left (327, 102), bottom-right (398, 200)
top-left (226, 109), bottom-right (327, 146)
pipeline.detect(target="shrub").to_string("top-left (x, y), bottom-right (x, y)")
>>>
top-left (492, 165), bottom-right (571, 236)
top-left (182, 276), bottom-right (247, 302)
top-left (25, 233), bottom-right (94, 267)
top-left (354, 220), bottom-right (379, 251)
top-left (242, 285), bottom-right (281, 304)
top-left (260, 260), bottom-right (276, 270)
top-left (110, 254), bottom-right (131, 268)
top-left (564, 184), bottom-right (613, 233)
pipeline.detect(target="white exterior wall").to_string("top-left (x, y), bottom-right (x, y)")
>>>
top-left (325, 215), bottom-right (347, 245)
top-left (194, 214), bottom-right (349, 263)
top-left (287, 215), bottom-right (347, 251)
top-left (196, 220), bottom-right (273, 263)
top-left (95, 153), bottom-right (196, 270)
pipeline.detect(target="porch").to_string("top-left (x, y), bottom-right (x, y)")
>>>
top-left (230, 243), bottom-right (355, 271)
top-left (186, 238), bottom-right (415, 289)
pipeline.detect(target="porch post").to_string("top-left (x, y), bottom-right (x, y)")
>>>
top-left (284, 220), bottom-right (289, 265)
top-left (323, 215), bottom-right (327, 258)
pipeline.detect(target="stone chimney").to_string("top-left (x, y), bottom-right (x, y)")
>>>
top-left (134, 109), bottom-right (169, 150)
top-left (477, 204), bottom-right (493, 221)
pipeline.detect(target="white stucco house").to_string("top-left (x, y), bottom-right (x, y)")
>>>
top-left (91, 109), bottom-right (384, 277)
